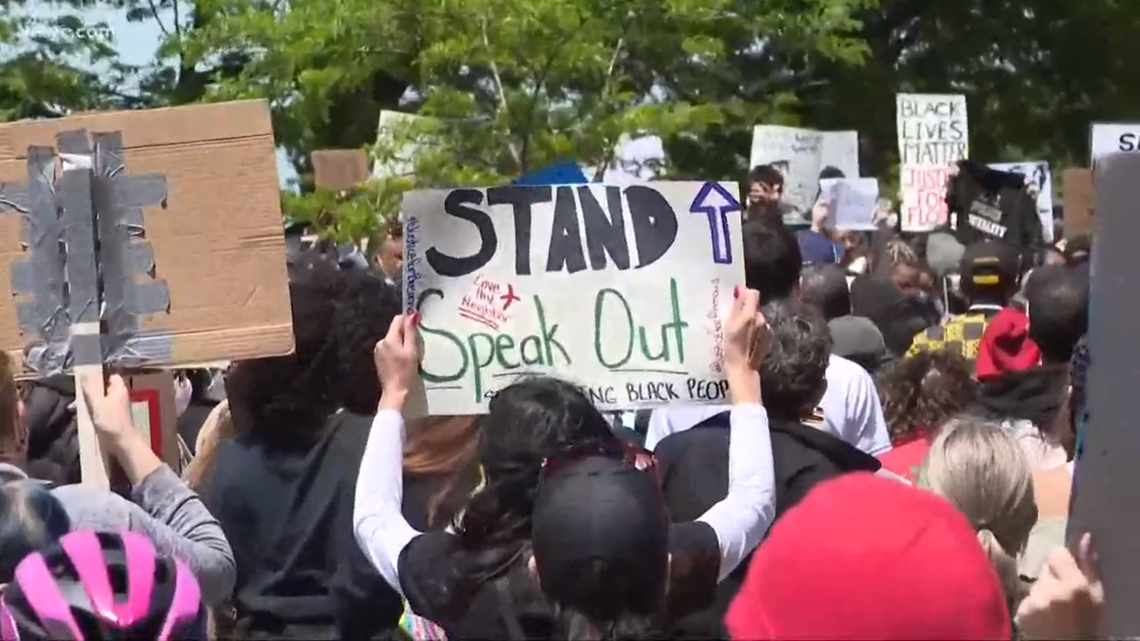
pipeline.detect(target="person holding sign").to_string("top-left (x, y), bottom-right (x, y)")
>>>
top-left (354, 288), bottom-right (776, 639)
top-left (0, 353), bottom-right (235, 606)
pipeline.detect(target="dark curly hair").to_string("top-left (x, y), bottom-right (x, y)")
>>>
top-left (224, 251), bottom-right (401, 449)
top-left (877, 350), bottom-right (978, 441)
top-left (759, 299), bottom-right (830, 421)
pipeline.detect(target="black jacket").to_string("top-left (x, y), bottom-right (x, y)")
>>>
top-left (23, 376), bottom-right (80, 485)
top-left (975, 364), bottom-right (1071, 439)
top-left (197, 412), bottom-right (403, 640)
top-left (654, 413), bottom-right (882, 639)
top-left (945, 161), bottom-right (1045, 258)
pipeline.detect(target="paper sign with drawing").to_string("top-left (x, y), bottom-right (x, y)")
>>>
top-left (402, 182), bottom-right (745, 415)
top-left (896, 93), bottom-right (969, 231)
top-left (819, 178), bottom-right (879, 230)
top-left (749, 126), bottom-right (859, 222)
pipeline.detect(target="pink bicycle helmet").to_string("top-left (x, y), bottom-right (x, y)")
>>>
top-left (0, 530), bottom-right (204, 640)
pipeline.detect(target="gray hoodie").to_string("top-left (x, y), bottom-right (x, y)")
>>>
top-left (0, 463), bottom-right (235, 605)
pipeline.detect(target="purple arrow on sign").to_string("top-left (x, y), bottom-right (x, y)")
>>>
top-left (689, 182), bottom-right (742, 265)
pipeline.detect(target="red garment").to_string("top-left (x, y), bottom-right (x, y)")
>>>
top-left (726, 473), bottom-right (1009, 641)
top-left (877, 430), bottom-right (933, 482)
top-left (976, 305), bottom-right (1040, 379)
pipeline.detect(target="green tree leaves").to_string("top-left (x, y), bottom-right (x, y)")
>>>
top-left (3, 0), bottom-right (1138, 243)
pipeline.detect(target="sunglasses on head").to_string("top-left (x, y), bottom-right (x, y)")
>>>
top-left (540, 440), bottom-right (658, 480)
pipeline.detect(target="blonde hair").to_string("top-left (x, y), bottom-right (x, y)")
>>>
top-left (885, 238), bottom-right (918, 266)
top-left (917, 416), bottom-right (1037, 611)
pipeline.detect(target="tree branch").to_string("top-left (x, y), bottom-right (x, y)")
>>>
top-left (173, 0), bottom-right (182, 44)
top-left (481, 17), bottom-right (522, 169)
top-left (592, 27), bottom-right (629, 182)
top-left (146, 0), bottom-right (170, 36)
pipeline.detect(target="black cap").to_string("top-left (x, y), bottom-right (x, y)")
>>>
top-left (959, 240), bottom-right (1019, 289)
top-left (531, 456), bottom-right (668, 617)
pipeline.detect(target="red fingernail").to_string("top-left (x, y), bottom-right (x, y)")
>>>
top-left (411, 312), bottom-right (421, 327)
top-left (733, 286), bottom-right (740, 299)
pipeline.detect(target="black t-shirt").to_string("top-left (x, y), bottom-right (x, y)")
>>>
top-left (197, 412), bottom-right (402, 639)
top-left (397, 522), bottom-right (722, 640)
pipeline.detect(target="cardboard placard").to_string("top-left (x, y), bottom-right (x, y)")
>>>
top-left (402, 182), bottom-right (745, 415)
top-left (748, 125), bottom-right (860, 221)
top-left (1067, 151), bottom-right (1140, 637)
top-left (896, 93), bottom-right (969, 231)
top-left (0, 100), bottom-right (294, 374)
top-left (1063, 168), bottom-right (1094, 238)
top-left (311, 149), bottom-right (369, 191)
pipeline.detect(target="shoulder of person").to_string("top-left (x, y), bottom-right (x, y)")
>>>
top-left (826, 353), bottom-right (871, 381)
top-left (827, 354), bottom-right (879, 398)
top-left (397, 531), bottom-right (465, 615)
top-left (52, 483), bottom-right (137, 531)
top-left (655, 417), bottom-right (730, 462)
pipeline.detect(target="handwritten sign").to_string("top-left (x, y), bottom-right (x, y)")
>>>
top-left (990, 161), bottom-right (1054, 243)
top-left (749, 126), bottom-right (860, 221)
top-left (402, 182), bottom-right (745, 415)
top-left (896, 93), bottom-right (969, 231)
top-left (819, 178), bottom-right (879, 231)
top-left (820, 131), bottom-right (860, 178)
top-left (1090, 123), bottom-right (1140, 163)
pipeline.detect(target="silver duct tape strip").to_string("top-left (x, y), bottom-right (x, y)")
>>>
top-left (57, 170), bottom-right (102, 366)
top-left (110, 331), bottom-right (178, 368)
top-left (10, 148), bottom-right (70, 374)
top-left (91, 131), bottom-right (174, 365)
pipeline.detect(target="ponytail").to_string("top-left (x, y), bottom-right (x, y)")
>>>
top-left (557, 604), bottom-right (661, 641)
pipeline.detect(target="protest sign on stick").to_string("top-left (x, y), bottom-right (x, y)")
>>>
top-left (0, 100), bottom-right (294, 486)
top-left (312, 149), bottom-right (370, 191)
top-left (402, 182), bottom-right (745, 415)
top-left (1067, 151), bottom-right (1140, 637)
top-left (896, 93), bottom-right (969, 231)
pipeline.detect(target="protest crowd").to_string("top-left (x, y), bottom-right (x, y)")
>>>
top-left (0, 141), bottom-right (1110, 641)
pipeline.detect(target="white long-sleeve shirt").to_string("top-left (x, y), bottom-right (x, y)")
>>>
top-left (646, 354), bottom-right (892, 455)
top-left (353, 402), bottom-right (776, 596)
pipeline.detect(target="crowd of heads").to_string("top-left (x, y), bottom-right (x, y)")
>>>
top-left (0, 158), bottom-right (1100, 641)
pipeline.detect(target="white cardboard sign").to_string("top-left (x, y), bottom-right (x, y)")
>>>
top-left (896, 93), bottom-right (969, 231)
top-left (402, 182), bottom-right (746, 415)
top-left (820, 178), bottom-right (879, 231)
top-left (749, 126), bottom-right (860, 221)
top-left (1090, 123), bottom-right (1140, 163)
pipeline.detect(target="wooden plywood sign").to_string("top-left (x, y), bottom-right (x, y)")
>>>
top-left (1063, 167), bottom-right (1094, 238)
top-left (311, 149), bottom-right (369, 191)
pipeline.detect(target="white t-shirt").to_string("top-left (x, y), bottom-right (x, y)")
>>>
top-left (645, 354), bottom-right (892, 455)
